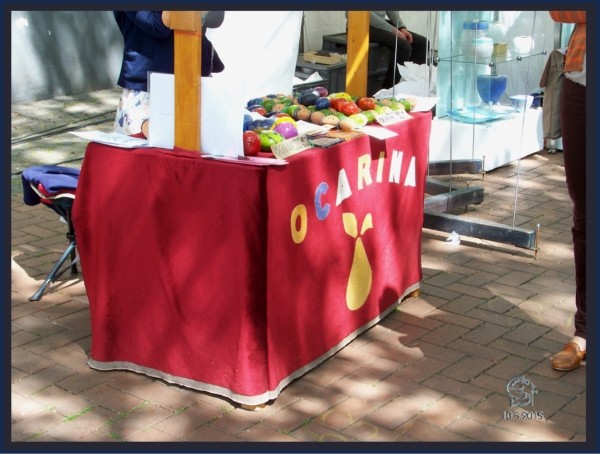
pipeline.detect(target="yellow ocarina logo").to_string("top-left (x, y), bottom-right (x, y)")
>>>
top-left (343, 212), bottom-right (373, 311)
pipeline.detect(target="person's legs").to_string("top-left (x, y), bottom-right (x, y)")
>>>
top-left (369, 27), bottom-right (411, 88)
top-left (408, 32), bottom-right (430, 65)
top-left (551, 77), bottom-right (586, 371)
top-left (114, 89), bottom-right (150, 135)
top-left (561, 77), bottom-right (586, 339)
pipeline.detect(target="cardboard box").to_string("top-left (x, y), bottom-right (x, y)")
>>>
top-left (302, 51), bottom-right (343, 65)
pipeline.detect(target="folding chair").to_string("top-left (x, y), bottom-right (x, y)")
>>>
top-left (21, 165), bottom-right (80, 302)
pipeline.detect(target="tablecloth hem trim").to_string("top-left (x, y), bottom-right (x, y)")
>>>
top-left (87, 282), bottom-right (420, 406)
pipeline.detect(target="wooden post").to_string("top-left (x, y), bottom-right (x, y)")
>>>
top-left (346, 11), bottom-right (369, 97)
top-left (168, 11), bottom-right (202, 151)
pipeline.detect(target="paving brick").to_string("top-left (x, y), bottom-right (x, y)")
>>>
top-left (344, 357), bottom-right (405, 385)
top-left (488, 338), bottom-right (549, 362)
top-left (439, 294), bottom-right (486, 315)
top-left (11, 391), bottom-right (46, 423)
top-left (363, 382), bottom-right (444, 430)
top-left (418, 282), bottom-right (462, 301)
top-left (378, 322), bottom-right (430, 348)
top-left (560, 393), bottom-right (586, 418)
top-left (82, 383), bottom-right (148, 414)
top-left (446, 282), bottom-right (495, 299)
top-left (10, 411), bottom-right (64, 441)
top-left (91, 403), bottom-right (172, 441)
top-left (445, 417), bottom-right (528, 441)
top-left (447, 338), bottom-right (509, 363)
top-left (390, 309), bottom-right (442, 331)
top-left (423, 271), bottom-right (467, 288)
top-left (327, 377), bottom-right (396, 404)
top-left (290, 419), bottom-right (356, 442)
top-left (485, 356), bottom-right (538, 382)
top-left (126, 426), bottom-right (183, 442)
top-left (465, 307), bottom-right (523, 328)
top-left (253, 398), bottom-right (328, 435)
top-left (11, 347), bottom-right (56, 376)
top-left (315, 397), bottom-right (378, 431)
top-left (302, 356), bottom-right (362, 387)
top-left (463, 392), bottom-right (509, 425)
top-left (428, 308), bottom-right (484, 329)
top-left (459, 270), bottom-right (501, 288)
top-left (486, 281), bottom-right (539, 300)
top-left (494, 270), bottom-right (538, 287)
top-left (31, 298), bottom-right (87, 321)
top-left (183, 424), bottom-right (243, 441)
top-left (502, 321), bottom-right (551, 345)
top-left (495, 415), bottom-right (575, 441)
top-left (422, 374), bottom-right (490, 403)
top-left (342, 419), bottom-right (404, 441)
top-left (125, 380), bottom-right (198, 413)
top-left (11, 330), bottom-right (40, 348)
top-left (418, 323), bottom-right (470, 346)
top-left (350, 339), bottom-right (425, 365)
top-left (441, 355), bottom-right (496, 383)
top-left (397, 418), bottom-right (469, 441)
top-left (238, 422), bottom-right (302, 441)
top-left (11, 314), bottom-right (66, 338)
top-left (395, 296), bottom-right (438, 318)
top-left (156, 401), bottom-right (229, 438)
top-left (548, 406), bottom-right (586, 434)
top-left (20, 328), bottom-right (87, 355)
top-left (105, 371), bottom-right (156, 393)
top-left (55, 369), bottom-right (119, 396)
top-left (414, 394), bottom-right (471, 427)
top-left (462, 259), bottom-right (511, 276)
top-left (392, 356), bottom-right (451, 383)
top-left (408, 340), bottom-right (465, 364)
top-left (462, 322), bottom-right (511, 346)
top-left (13, 365), bottom-right (76, 397)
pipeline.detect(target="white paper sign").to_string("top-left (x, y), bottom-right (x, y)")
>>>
top-left (69, 131), bottom-right (149, 148)
top-left (271, 135), bottom-right (312, 160)
top-left (375, 110), bottom-right (412, 126)
top-left (148, 72), bottom-right (174, 149)
top-left (201, 75), bottom-right (243, 157)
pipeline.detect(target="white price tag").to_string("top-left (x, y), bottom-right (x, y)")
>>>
top-left (271, 135), bottom-right (313, 160)
top-left (375, 110), bottom-right (412, 126)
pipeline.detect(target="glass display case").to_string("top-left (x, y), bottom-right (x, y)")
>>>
top-left (429, 10), bottom-right (551, 172)
top-left (423, 11), bottom-right (557, 251)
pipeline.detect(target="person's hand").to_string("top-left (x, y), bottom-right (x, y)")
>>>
top-left (162, 11), bottom-right (172, 28)
top-left (400, 28), bottom-right (413, 44)
top-left (393, 28), bottom-right (407, 40)
top-left (141, 119), bottom-right (150, 138)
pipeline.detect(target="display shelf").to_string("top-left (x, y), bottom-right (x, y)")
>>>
top-left (431, 10), bottom-right (549, 170)
top-left (424, 10), bottom-right (551, 252)
top-left (436, 50), bottom-right (547, 66)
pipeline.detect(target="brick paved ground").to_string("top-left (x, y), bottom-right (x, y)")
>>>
top-left (9, 90), bottom-right (587, 446)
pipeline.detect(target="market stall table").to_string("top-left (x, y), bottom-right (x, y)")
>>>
top-left (72, 112), bottom-right (432, 406)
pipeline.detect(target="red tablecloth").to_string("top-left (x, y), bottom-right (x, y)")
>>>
top-left (72, 112), bottom-right (432, 405)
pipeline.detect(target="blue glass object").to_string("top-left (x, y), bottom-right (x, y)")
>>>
top-left (476, 74), bottom-right (507, 104)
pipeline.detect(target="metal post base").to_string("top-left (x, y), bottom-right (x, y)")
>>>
top-left (424, 177), bottom-right (539, 252)
top-left (423, 212), bottom-right (537, 250)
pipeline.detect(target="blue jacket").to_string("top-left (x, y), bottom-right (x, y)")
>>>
top-left (114, 11), bottom-right (174, 91)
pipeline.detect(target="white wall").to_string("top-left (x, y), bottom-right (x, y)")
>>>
top-left (11, 11), bottom-right (122, 103)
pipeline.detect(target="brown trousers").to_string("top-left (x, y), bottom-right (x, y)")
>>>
top-left (560, 77), bottom-right (586, 338)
